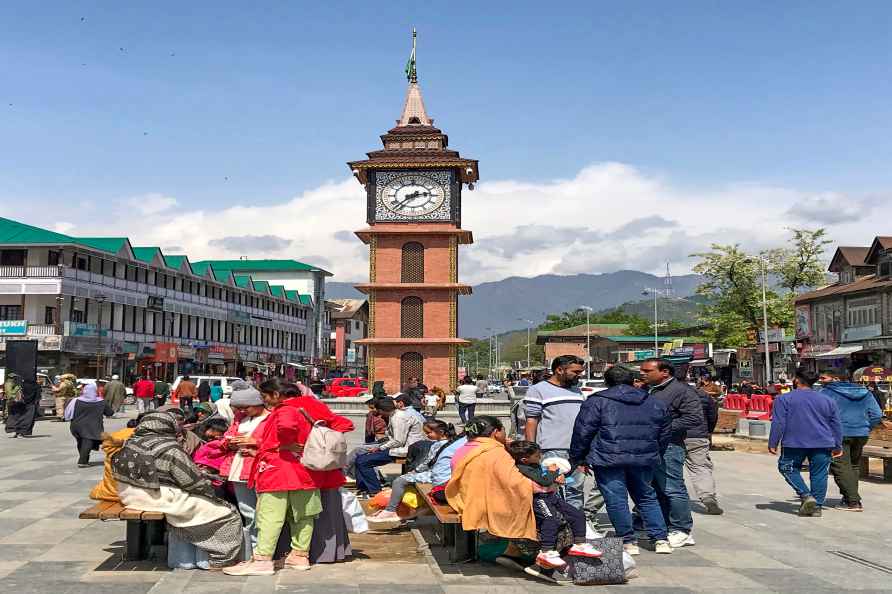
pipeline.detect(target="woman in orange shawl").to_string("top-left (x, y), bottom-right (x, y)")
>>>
top-left (446, 415), bottom-right (537, 541)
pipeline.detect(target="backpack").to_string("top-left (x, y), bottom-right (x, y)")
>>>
top-left (297, 408), bottom-right (348, 471)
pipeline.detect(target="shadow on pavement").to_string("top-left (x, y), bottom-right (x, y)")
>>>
top-left (755, 501), bottom-right (801, 515)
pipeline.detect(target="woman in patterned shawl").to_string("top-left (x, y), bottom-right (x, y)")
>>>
top-left (112, 411), bottom-right (243, 567)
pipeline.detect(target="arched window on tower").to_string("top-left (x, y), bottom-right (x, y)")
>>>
top-left (401, 296), bottom-right (424, 338)
top-left (401, 352), bottom-right (424, 387)
top-left (401, 242), bottom-right (424, 283)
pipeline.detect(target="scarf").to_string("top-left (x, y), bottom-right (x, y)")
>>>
top-left (111, 412), bottom-right (212, 497)
top-left (64, 383), bottom-right (101, 420)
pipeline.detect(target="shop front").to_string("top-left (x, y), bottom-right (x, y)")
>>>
top-left (208, 345), bottom-right (238, 376)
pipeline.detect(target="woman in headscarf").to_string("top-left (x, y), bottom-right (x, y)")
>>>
top-left (65, 383), bottom-right (114, 467)
top-left (112, 412), bottom-right (243, 568)
top-left (5, 377), bottom-right (40, 438)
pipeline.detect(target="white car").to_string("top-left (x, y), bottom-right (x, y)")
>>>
top-left (579, 379), bottom-right (607, 397)
top-left (487, 382), bottom-right (503, 394)
top-left (171, 375), bottom-right (244, 397)
top-left (77, 378), bottom-right (134, 397)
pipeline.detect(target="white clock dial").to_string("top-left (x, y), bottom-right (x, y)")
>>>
top-left (382, 175), bottom-right (446, 217)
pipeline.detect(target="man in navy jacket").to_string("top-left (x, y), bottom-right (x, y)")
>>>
top-left (570, 365), bottom-right (673, 555)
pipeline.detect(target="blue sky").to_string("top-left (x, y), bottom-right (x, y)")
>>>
top-left (1, 1), bottom-right (890, 282)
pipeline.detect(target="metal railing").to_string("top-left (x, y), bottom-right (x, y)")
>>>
top-left (0, 265), bottom-right (63, 278)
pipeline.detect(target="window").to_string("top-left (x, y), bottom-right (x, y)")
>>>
top-left (400, 296), bottom-right (424, 338)
top-left (401, 242), bottom-right (424, 282)
top-left (880, 261), bottom-right (892, 278)
top-left (101, 259), bottom-right (114, 276)
top-left (71, 309), bottom-right (84, 323)
top-left (0, 250), bottom-right (26, 266)
top-left (47, 251), bottom-right (60, 266)
top-left (846, 298), bottom-right (879, 328)
top-left (0, 305), bottom-right (23, 320)
top-left (400, 352), bottom-right (424, 387)
top-left (44, 306), bottom-right (55, 325)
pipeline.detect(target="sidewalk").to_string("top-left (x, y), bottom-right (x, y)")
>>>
top-left (1, 414), bottom-right (891, 592)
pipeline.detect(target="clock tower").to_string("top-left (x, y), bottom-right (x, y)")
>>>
top-left (348, 33), bottom-right (478, 393)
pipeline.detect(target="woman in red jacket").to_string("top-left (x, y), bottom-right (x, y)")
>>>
top-left (224, 378), bottom-right (321, 576)
top-left (278, 383), bottom-right (355, 564)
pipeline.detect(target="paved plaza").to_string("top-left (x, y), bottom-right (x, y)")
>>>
top-left (1, 414), bottom-right (891, 593)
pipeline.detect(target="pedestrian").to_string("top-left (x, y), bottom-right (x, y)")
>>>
top-left (175, 375), bottom-right (197, 412)
top-left (65, 383), bottom-right (114, 467)
top-left (639, 358), bottom-right (704, 548)
top-left (4, 377), bottom-right (40, 438)
top-left (866, 381), bottom-right (887, 411)
top-left (455, 376), bottom-right (478, 423)
top-left (569, 365), bottom-right (673, 555)
top-left (524, 355), bottom-right (603, 531)
top-left (1, 372), bottom-right (21, 421)
top-left (104, 375), bottom-right (127, 414)
top-left (685, 376), bottom-right (723, 515)
top-left (475, 374), bottom-right (488, 401)
top-left (52, 373), bottom-right (77, 421)
top-left (197, 379), bottom-right (211, 403)
top-left (133, 376), bottom-right (156, 414)
top-left (154, 377), bottom-right (170, 408)
top-left (819, 373), bottom-right (886, 511)
top-left (767, 369), bottom-right (843, 517)
top-left (210, 380), bottom-right (224, 402)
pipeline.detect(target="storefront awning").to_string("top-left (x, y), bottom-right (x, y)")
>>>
top-left (689, 359), bottom-right (710, 367)
top-left (286, 362), bottom-right (309, 369)
top-left (812, 345), bottom-right (863, 359)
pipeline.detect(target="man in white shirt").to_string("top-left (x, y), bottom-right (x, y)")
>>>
top-left (455, 376), bottom-right (479, 423)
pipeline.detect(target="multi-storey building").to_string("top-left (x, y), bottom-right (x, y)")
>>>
top-left (328, 299), bottom-right (369, 376)
top-left (0, 217), bottom-right (327, 380)
top-left (795, 237), bottom-right (892, 375)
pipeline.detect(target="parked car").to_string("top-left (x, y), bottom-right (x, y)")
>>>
top-left (579, 379), bottom-right (607, 397)
top-left (36, 373), bottom-right (56, 417)
top-left (324, 377), bottom-right (369, 398)
top-left (487, 382), bottom-right (503, 394)
top-left (171, 376), bottom-right (243, 399)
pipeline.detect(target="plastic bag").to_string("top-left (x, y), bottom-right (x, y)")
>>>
top-left (401, 485), bottom-right (420, 509)
top-left (341, 488), bottom-right (368, 534)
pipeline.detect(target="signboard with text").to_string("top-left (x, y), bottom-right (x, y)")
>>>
top-left (0, 320), bottom-right (28, 336)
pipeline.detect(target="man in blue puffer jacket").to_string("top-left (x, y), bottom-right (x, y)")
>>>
top-left (570, 365), bottom-right (673, 555)
top-left (819, 373), bottom-right (886, 511)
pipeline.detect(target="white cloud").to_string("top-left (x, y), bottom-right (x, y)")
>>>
top-left (53, 163), bottom-right (888, 284)
top-left (51, 221), bottom-right (75, 234)
top-left (124, 193), bottom-right (178, 216)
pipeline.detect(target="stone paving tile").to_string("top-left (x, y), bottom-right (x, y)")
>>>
top-left (0, 518), bottom-right (85, 544)
top-left (692, 548), bottom-right (792, 569)
top-left (734, 568), bottom-right (842, 592)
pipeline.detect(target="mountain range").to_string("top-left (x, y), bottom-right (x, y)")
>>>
top-left (326, 270), bottom-right (703, 338)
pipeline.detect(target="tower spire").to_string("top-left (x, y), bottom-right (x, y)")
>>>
top-left (405, 27), bottom-right (417, 83)
top-left (397, 28), bottom-right (431, 126)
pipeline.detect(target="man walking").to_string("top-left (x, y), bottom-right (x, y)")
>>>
top-left (174, 375), bottom-right (197, 412)
top-left (639, 358), bottom-right (704, 548)
top-left (525, 355), bottom-right (604, 529)
top-left (819, 373), bottom-right (886, 511)
top-left (475, 374), bottom-right (488, 401)
top-left (133, 375), bottom-right (156, 414)
top-left (570, 366), bottom-right (673, 555)
top-left (154, 377), bottom-right (171, 408)
top-left (51, 373), bottom-right (77, 421)
top-left (768, 370), bottom-right (842, 517)
top-left (104, 374), bottom-right (127, 415)
top-left (685, 378), bottom-right (723, 515)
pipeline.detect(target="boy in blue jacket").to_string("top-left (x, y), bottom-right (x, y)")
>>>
top-left (819, 373), bottom-right (887, 511)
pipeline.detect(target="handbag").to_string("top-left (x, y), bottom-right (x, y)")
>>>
top-left (568, 536), bottom-right (626, 585)
top-left (340, 488), bottom-right (368, 534)
top-left (297, 408), bottom-right (348, 471)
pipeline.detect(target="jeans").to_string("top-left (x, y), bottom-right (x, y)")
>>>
top-left (386, 475), bottom-right (412, 512)
top-left (653, 443), bottom-right (694, 533)
top-left (595, 465), bottom-right (667, 543)
top-left (778, 447), bottom-right (832, 506)
top-left (540, 449), bottom-right (586, 511)
top-left (533, 491), bottom-right (587, 550)
top-left (457, 402), bottom-right (476, 423)
top-left (684, 437), bottom-right (717, 502)
top-left (830, 436), bottom-right (868, 505)
top-left (136, 398), bottom-right (157, 414)
top-left (233, 481), bottom-right (259, 555)
top-left (354, 449), bottom-right (395, 495)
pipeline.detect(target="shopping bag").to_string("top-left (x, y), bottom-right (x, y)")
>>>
top-left (340, 488), bottom-right (369, 534)
top-left (568, 536), bottom-right (626, 585)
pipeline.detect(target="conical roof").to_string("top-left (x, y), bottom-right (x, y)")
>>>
top-left (397, 81), bottom-right (431, 127)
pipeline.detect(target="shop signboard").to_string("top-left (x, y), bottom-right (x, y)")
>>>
top-left (228, 311), bottom-right (251, 324)
top-left (795, 305), bottom-right (811, 339)
top-left (759, 328), bottom-right (786, 343)
top-left (842, 324), bottom-right (882, 343)
top-left (756, 343), bottom-right (780, 353)
top-left (800, 343), bottom-right (836, 358)
top-left (176, 346), bottom-right (195, 359)
top-left (0, 320), bottom-right (28, 336)
top-left (63, 322), bottom-right (107, 337)
top-left (347, 347), bottom-right (356, 363)
top-left (209, 345), bottom-right (238, 360)
top-left (155, 342), bottom-right (178, 363)
top-left (0, 335), bottom-right (61, 351)
top-left (864, 337), bottom-right (892, 350)
top-left (738, 359), bottom-right (753, 379)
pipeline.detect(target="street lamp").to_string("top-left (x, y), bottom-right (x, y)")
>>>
top-left (518, 318), bottom-right (535, 370)
top-left (579, 306), bottom-right (593, 379)
top-left (642, 288), bottom-right (671, 355)
top-left (95, 294), bottom-right (107, 377)
top-left (756, 256), bottom-right (772, 386)
top-left (485, 327), bottom-right (494, 380)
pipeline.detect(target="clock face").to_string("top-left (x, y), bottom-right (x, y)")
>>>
top-left (382, 174), bottom-right (447, 217)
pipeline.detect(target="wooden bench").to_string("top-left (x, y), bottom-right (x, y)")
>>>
top-left (414, 483), bottom-right (476, 562)
top-left (860, 445), bottom-right (892, 482)
top-left (79, 501), bottom-right (167, 561)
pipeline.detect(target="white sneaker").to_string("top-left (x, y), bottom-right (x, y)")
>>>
top-left (667, 531), bottom-right (695, 548)
top-left (585, 521), bottom-right (604, 539)
top-left (654, 540), bottom-right (673, 554)
top-left (534, 550), bottom-right (566, 569)
top-left (623, 543), bottom-right (640, 556)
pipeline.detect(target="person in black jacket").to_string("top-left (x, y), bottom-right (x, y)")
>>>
top-left (684, 381), bottom-right (723, 515)
top-left (639, 358), bottom-right (705, 549)
top-left (569, 365), bottom-right (673, 556)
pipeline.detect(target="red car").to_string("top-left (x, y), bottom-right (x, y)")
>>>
top-left (324, 377), bottom-right (369, 398)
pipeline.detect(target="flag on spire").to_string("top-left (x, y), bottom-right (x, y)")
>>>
top-left (405, 28), bottom-right (417, 82)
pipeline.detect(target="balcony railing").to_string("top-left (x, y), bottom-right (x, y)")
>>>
top-left (27, 324), bottom-right (57, 335)
top-left (0, 265), bottom-right (63, 278)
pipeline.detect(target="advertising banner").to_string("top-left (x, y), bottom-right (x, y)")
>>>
top-left (0, 320), bottom-right (28, 336)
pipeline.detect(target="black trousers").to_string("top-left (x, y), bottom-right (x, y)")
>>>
top-left (533, 491), bottom-right (586, 550)
top-left (76, 437), bottom-right (98, 465)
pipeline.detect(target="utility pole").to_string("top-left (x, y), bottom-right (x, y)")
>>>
top-left (579, 306), bottom-right (593, 378)
top-left (759, 257), bottom-right (772, 386)
top-left (642, 288), bottom-right (670, 356)
top-left (518, 318), bottom-right (535, 370)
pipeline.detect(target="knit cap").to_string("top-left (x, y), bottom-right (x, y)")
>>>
top-left (230, 380), bottom-right (263, 407)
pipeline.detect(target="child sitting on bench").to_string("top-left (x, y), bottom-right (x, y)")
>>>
top-left (506, 440), bottom-right (602, 572)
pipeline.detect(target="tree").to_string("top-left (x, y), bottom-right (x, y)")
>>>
top-left (765, 228), bottom-right (832, 294)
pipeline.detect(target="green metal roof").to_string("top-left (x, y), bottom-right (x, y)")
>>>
top-left (76, 237), bottom-right (130, 254)
top-left (0, 217), bottom-right (74, 244)
top-left (190, 262), bottom-right (212, 276)
top-left (211, 269), bottom-right (232, 283)
top-left (233, 275), bottom-right (253, 289)
top-left (195, 259), bottom-right (331, 276)
top-left (269, 285), bottom-right (286, 298)
top-left (298, 294), bottom-right (312, 305)
top-left (606, 336), bottom-right (702, 343)
top-left (252, 280), bottom-right (271, 294)
top-left (132, 247), bottom-right (164, 264)
top-left (285, 289), bottom-right (301, 302)
top-left (163, 255), bottom-right (191, 271)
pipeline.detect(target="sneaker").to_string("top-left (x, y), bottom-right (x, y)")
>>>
top-left (702, 497), bottom-right (724, 515)
top-left (811, 507), bottom-right (823, 517)
top-left (839, 502), bottom-right (863, 512)
top-left (667, 531), bottom-right (695, 548)
top-left (222, 558), bottom-right (275, 576)
top-left (798, 495), bottom-right (817, 517)
top-left (623, 543), bottom-right (641, 556)
top-left (368, 510), bottom-right (400, 522)
top-left (494, 555), bottom-right (527, 572)
top-left (654, 540), bottom-right (673, 554)
top-left (567, 543), bottom-right (603, 558)
top-left (534, 550), bottom-right (566, 569)
top-left (283, 552), bottom-right (311, 571)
